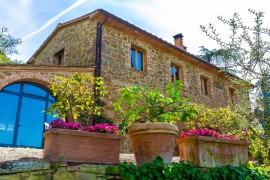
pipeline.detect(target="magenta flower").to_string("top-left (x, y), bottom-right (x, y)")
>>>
top-left (48, 119), bottom-right (118, 134)
top-left (49, 119), bottom-right (83, 130)
top-left (180, 129), bottom-right (238, 140)
top-left (86, 123), bottom-right (119, 134)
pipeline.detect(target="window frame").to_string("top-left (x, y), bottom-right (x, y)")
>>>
top-left (200, 76), bottom-right (210, 96)
top-left (130, 46), bottom-right (145, 71)
top-left (53, 48), bottom-right (64, 65)
top-left (229, 87), bottom-right (236, 105)
top-left (170, 63), bottom-right (184, 83)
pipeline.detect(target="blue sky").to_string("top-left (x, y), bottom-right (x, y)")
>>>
top-left (1, 0), bottom-right (270, 62)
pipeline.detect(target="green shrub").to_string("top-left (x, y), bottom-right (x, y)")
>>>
top-left (114, 80), bottom-right (198, 134)
top-left (119, 157), bottom-right (270, 180)
top-left (184, 104), bottom-right (248, 136)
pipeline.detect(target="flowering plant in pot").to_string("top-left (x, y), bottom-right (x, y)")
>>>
top-left (176, 104), bottom-right (250, 167)
top-left (46, 72), bottom-right (107, 126)
top-left (177, 128), bottom-right (250, 167)
top-left (43, 73), bottom-right (121, 164)
top-left (49, 118), bottom-right (119, 134)
top-left (114, 80), bottom-right (198, 165)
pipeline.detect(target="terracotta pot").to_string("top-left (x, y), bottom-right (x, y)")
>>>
top-left (127, 122), bottom-right (179, 166)
top-left (176, 136), bottom-right (250, 167)
top-left (43, 128), bottom-right (122, 164)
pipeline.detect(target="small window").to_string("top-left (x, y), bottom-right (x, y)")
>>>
top-left (170, 64), bottom-right (183, 82)
top-left (201, 76), bottom-right (209, 96)
top-left (229, 87), bottom-right (236, 104)
top-left (53, 48), bottom-right (64, 65)
top-left (131, 47), bottom-right (144, 71)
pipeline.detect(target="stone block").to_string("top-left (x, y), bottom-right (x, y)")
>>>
top-left (78, 172), bottom-right (96, 180)
top-left (72, 171), bottom-right (97, 180)
top-left (96, 174), bottom-right (106, 180)
top-left (20, 173), bottom-right (52, 180)
top-left (0, 174), bottom-right (19, 180)
top-left (53, 168), bottom-right (74, 180)
top-left (106, 176), bottom-right (121, 179)
top-left (79, 164), bottom-right (107, 174)
top-left (0, 160), bottom-right (50, 174)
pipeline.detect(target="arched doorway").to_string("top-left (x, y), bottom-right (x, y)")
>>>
top-left (0, 82), bottom-right (55, 148)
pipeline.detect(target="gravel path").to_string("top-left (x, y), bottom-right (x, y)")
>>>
top-left (0, 147), bottom-right (180, 163)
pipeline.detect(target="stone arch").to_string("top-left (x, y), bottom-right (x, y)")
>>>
top-left (0, 73), bottom-right (51, 90)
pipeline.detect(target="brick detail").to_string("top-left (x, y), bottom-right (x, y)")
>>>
top-left (0, 73), bottom-right (50, 90)
top-left (0, 65), bottom-right (94, 90)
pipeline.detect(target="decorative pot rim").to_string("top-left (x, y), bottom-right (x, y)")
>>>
top-left (127, 122), bottom-right (179, 137)
top-left (44, 128), bottom-right (122, 140)
top-left (176, 136), bottom-right (250, 145)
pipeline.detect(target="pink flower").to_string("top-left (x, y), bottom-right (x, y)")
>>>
top-left (86, 123), bottom-right (119, 134)
top-left (242, 130), bottom-right (248, 136)
top-left (49, 119), bottom-right (118, 134)
top-left (180, 129), bottom-right (238, 140)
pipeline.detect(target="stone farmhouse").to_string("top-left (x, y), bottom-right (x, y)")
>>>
top-left (0, 9), bottom-right (238, 149)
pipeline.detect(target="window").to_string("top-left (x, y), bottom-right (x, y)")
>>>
top-left (53, 48), bottom-right (64, 65)
top-left (131, 47), bottom-right (144, 71)
top-left (170, 64), bottom-right (182, 82)
top-left (229, 87), bottom-right (236, 104)
top-left (201, 76), bottom-right (209, 96)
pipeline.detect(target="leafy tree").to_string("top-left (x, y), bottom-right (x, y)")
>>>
top-left (198, 46), bottom-right (236, 74)
top-left (0, 26), bottom-right (22, 64)
top-left (0, 54), bottom-right (12, 64)
top-left (200, 9), bottom-right (270, 164)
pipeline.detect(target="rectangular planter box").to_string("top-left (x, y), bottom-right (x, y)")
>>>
top-left (176, 136), bottom-right (250, 167)
top-left (43, 128), bottom-right (122, 164)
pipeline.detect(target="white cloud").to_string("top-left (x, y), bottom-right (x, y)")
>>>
top-left (105, 0), bottom-right (270, 55)
top-left (5, 0), bottom-right (270, 62)
top-left (22, 0), bottom-right (88, 41)
top-left (0, 0), bottom-right (33, 35)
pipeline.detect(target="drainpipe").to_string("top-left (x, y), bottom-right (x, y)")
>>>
top-left (94, 23), bottom-right (100, 78)
top-left (94, 16), bottom-right (108, 98)
top-left (95, 16), bottom-right (108, 77)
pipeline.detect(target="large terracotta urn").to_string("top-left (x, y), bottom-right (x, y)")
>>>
top-left (176, 136), bottom-right (250, 167)
top-left (127, 122), bottom-right (179, 166)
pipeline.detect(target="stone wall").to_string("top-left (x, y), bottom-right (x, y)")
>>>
top-left (100, 25), bottom-right (237, 119)
top-left (34, 20), bottom-right (97, 66)
top-left (0, 160), bottom-right (120, 180)
top-left (31, 17), bottom-right (238, 114)
top-left (30, 17), bottom-right (239, 116)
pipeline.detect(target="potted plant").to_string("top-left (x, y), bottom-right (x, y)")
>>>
top-left (177, 104), bottom-right (250, 167)
top-left (114, 80), bottom-right (197, 166)
top-left (43, 73), bottom-right (122, 164)
top-left (176, 129), bottom-right (250, 167)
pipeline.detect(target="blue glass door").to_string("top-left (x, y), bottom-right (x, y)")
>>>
top-left (16, 97), bottom-right (46, 148)
top-left (0, 82), bottom-right (55, 148)
top-left (0, 93), bottom-right (19, 145)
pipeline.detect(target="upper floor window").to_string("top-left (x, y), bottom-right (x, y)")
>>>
top-left (201, 76), bottom-right (209, 96)
top-left (131, 46), bottom-right (144, 71)
top-left (170, 64), bottom-right (183, 83)
top-left (53, 48), bottom-right (64, 65)
top-left (229, 87), bottom-right (236, 104)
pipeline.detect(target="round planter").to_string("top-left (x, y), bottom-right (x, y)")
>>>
top-left (127, 122), bottom-right (179, 166)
